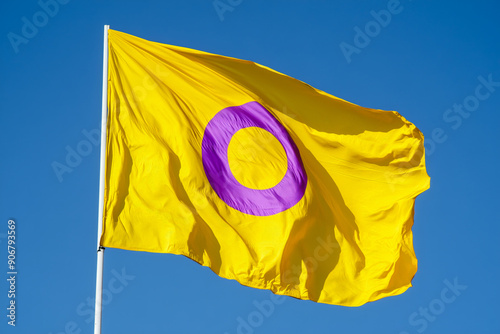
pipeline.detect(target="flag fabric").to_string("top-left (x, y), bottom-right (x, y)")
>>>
top-left (101, 29), bottom-right (430, 306)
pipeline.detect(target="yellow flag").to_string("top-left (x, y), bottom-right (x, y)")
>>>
top-left (101, 29), bottom-right (430, 306)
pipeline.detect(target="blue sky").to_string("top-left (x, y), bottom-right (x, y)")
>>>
top-left (1, 0), bottom-right (499, 333)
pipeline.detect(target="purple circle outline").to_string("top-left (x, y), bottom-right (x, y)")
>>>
top-left (201, 101), bottom-right (307, 216)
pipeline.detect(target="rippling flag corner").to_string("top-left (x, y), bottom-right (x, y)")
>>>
top-left (101, 29), bottom-right (430, 306)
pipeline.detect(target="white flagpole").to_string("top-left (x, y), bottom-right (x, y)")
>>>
top-left (95, 24), bottom-right (109, 334)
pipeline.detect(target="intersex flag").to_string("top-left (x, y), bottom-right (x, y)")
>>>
top-left (101, 29), bottom-right (430, 306)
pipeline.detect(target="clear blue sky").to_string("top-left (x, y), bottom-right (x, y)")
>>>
top-left (1, 0), bottom-right (499, 333)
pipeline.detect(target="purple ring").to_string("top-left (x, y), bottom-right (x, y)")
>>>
top-left (201, 101), bottom-right (307, 216)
